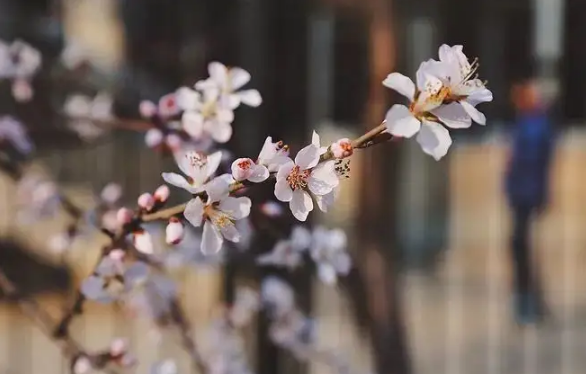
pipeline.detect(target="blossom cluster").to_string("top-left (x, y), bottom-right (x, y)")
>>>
top-left (0, 41), bottom-right (491, 373)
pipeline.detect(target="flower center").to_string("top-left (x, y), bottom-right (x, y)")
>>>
top-left (286, 166), bottom-right (310, 190)
top-left (201, 100), bottom-right (217, 118)
top-left (237, 159), bottom-right (252, 170)
top-left (205, 205), bottom-right (233, 228)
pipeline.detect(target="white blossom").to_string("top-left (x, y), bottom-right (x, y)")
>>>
top-left (72, 355), bottom-right (92, 374)
top-left (310, 227), bottom-right (351, 285)
top-left (230, 157), bottom-right (269, 183)
top-left (274, 144), bottom-right (339, 221)
top-left (133, 229), bottom-right (155, 254)
top-left (195, 62), bottom-right (262, 110)
top-left (183, 178), bottom-right (251, 254)
top-left (177, 86), bottom-right (235, 143)
top-left (162, 150), bottom-right (223, 194)
top-left (165, 226), bottom-right (224, 269)
top-left (427, 44), bottom-right (493, 126)
top-left (257, 226), bottom-right (311, 269)
top-left (124, 273), bottom-right (177, 323)
top-left (16, 174), bottom-right (61, 223)
top-left (100, 183), bottom-right (122, 205)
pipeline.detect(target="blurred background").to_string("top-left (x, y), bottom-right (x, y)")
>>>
top-left (0, 0), bottom-right (586, 373)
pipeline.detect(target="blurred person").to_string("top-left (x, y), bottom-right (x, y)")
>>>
top-left (504, 78), bottom-right (556, 325)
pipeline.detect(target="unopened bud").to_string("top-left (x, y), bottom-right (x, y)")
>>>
top-left (139, 100), bottom-right (157, 118)
top-left (330, 138), bottom-right (353, 159)
top-left (154, 185), bottom-right (170, 203)
top-left (133, 230), bottom-right (154, 254)
top-left (137, 193), bottom-right (155, 211)
top-left (116, 207), bottom-right (134, 225)
top-left (165, 217), bottom-right (184, 245)
top-left (165, 133), bottom-right (182, 151)
top-left (12, 79), bottom-right (33, 102)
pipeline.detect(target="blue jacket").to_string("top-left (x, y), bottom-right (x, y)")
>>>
top-left (505, 109), bottom-right (555, 209)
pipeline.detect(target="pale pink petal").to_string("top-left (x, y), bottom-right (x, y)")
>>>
top-left (276, 160), bottom-right (294, 180)
top-left (183, 197), bottom-right (205, 227)
top-left (208, 62), bottom-right (228, 86)
top-left (382, 73), bottom-right (416, 100)
top-left (202, 220), bottom-right (223, 254)
top-left (416, 120), bottom-right (452, 161)
top-left (209, 121), bottom-right (233, 143)
top-left (289, 190), bottom-right (313, 222)
top-left (385, 104), bottom-right (421, 138)
top-left (308, 161), bottom-right (339, 195)
top-left (237, 89), bottom-right (262, 107)
top-left (218, 196), bottom-right (251, 220)
top-left (228, 67), bottom-right (251, 90)
top-left (220, 222), bottom-right (240, 242)
top-left (432, 103), bottom-right (472, 129)
top-left (145, 128), bottom-right (164, 148)
top-left (182, 111), bottom-right (204, 138)
top-left (316, 189), bottom-right (336, 212)
top-left (318, 264), bottom-right (338, 284)
top-left (467, 88), bottom-right (493, 106)
top-left (274, 180), bottom-right (293, 202)
top-left (294, 144), bottom-right (320, 170)
top-left (460, 100), bottom-right (486, 125)
top-left (161, 172), bottom-right (192, 191)
top-left (204, 177), bottom-right (230, 203)
top-left (216, 109), bottom-right (234, 123)
top-left (206, 151), bottom-right (223, 178)
top-left (247, 164), bottom-right (269, 183)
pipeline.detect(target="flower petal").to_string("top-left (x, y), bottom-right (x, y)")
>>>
top-left (218, 196), bottom-right (252, 220)
top-left (182, 111), bottom-right (204, 138)
top-left (276, 160), bottom-right (294, 180)
top-left (274, 179), bottom-right (293, 202)
top-left (311, 131), bottom-right (320, 148)
top-left (308, 161), bottom-right (338, 196)
top-left (220, 222), bottom-right (240, 242)
top-left (208, 121), bottom-right (233, 143)
top-left (204, 177), bottom-right (230, 203)
top-left (202, 220), bottom-right (223, 254)
top-left (162, 172), bottom-right (192, 191)
top-left (316, 189), bottom-right (336, 213)
top-left (184, 197), bottom-right (205, 227)
top-left (81, 276), bottom-right (105, 300)
top-left (294, 144), bottom-right (320, 170)
top-left (229, 68), bottom-right (251, 90)
top-left (289, 190), bottom-right (313, 222)
top-left (237, 89), bottom-right (262, 107)
top-left (206, 151), bottom-right (223, 178)
top-left (208, 62), bottom-right (228, 86)
top-left (385, 104), bottom-right (421, 138)
top-left (460, 100), bottom-right (486, 125)
top-left (432, 103), bottom-right (472, 129)
top-left (231, 158), bottom-right (253, 181)
top-left (382, 73), bottom-right (416, 100)
top-left (416, 120), bottom-right (452, 161)
top-left (248, 164), bottom-right (269, 183)
top-left (467, 88), bottom-right (493, 106)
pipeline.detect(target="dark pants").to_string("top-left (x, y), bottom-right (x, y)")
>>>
top-left (510, 204), bottom-right (546, 319)
top-left (510, 205), bottom-right (535, 295)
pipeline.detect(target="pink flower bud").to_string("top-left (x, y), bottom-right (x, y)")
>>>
top-left (330, 138), bottom-right (353, 159)
top-left (101, 183), bottom-right (122, 204)
top-left (133, 230), bottom-right (154, 254)
top-left (116, 207), bottom-right (134, 225)
top-left (231, 158), bottom-right (254, 181)
top-left (145, 128), bottom-right (163, 148)
top-left (139, 100), bottom-right (157, 118)
top-left (158, 93), bottom-right (179, 118)
top-left (137, 193), bottom-right (155, 211)
top-left (154, 185), bottom-right (170, 202)
top-left (110, 338), bottom-right (128, 356)
top-left (165, 217), bottom-right (184, 245)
